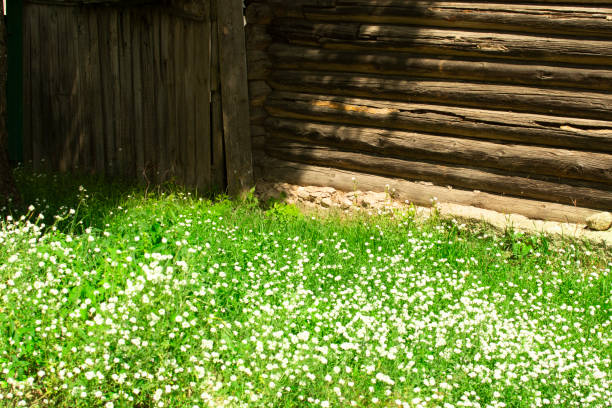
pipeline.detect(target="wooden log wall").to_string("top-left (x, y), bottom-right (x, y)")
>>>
top-left (246, 0), bottom-right (612, 223)
top-left (22, 0), bottom-right (254, 194)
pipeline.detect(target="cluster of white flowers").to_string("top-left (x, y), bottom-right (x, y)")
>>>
top-left (0, 200), bottom-right (610, 407)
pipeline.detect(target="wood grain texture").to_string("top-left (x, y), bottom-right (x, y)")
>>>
top-left (261, 157), bottom-right (600, 224)
top-left (210, 2), bottom-right (226, 190)
top-left (22, 2), bottom-right (222, 190)
top-left (266, 117), bottom-right (612, 185)
top-left (265, 92), bottom-right (612, 153)
top-left (269, 70), bottom-right (612, 121)
top-left (269, 44), bottom-right (612, 92)
top-left (266, 141), bottom-right (612, 210)
top-left (303, 2), bottom-right (612, 38)
top-left (271, 19), bottom-right (612, 65)
top-left (217, 0), bottom-right (254, 196)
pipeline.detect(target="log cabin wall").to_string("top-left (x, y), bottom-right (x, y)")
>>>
top-left (245, 0), bottom-right (612, 223)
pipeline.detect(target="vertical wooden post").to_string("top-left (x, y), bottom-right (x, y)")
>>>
top-left (216, 0), bottom-right (253, 197)
top-left (6, 0), bottom-right (23, 163)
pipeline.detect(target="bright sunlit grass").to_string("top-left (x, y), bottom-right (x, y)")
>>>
top-left (1, 168), bottom-right (610, 408)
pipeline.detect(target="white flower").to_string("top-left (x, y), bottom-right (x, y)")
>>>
top-left (153, 389), bottom-right (163, 402)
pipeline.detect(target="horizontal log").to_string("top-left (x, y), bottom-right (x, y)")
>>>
top-left (246, 24), bottom-right (272, 50)
top-left (266, 117), bottom-right (612, 184)
top-left (246, 49), bottom-right (272, 80)
top-left (249, 106), bottom-right (268, 124)
top-left (266, 140), bottom-right (612, 209)
top-left (260, 156), bottom-right (600, 224)
top-left (265, 92), bottom-right (612, 152)
top-left (270, 19), bottom-right (612, 65)
top-left (269, 44), bottom-right (612, 92)
top-left (303, 2), bottom-right (612, 38)
top-left (249, 80), bottom-right (272, 106)
top-left (246, 2), bottom-right (273, 25)
top-left (269, 70), bottom-right (612, 121)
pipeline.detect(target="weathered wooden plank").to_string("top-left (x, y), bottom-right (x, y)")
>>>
top-left (22, 5), bottom-right (33, 164)
top-left (245, 2), bottom-right (273, 25)
top-left (131, 10), bottom-right (145, 182)
top-left (88, 9), bottom-right (105, 174)
top-left (268, 44), bottom-right (612, 92)
top-left (36, 6), bottom-right (53, 170)
top-left (266, 140), bottom-right (612, 210)
top-left (107, 9), bottom-right (121, 176)
top-left (246, 24), bottom-right (272, 50)
top-left (142, 9), bottom-right (160, 183)
top-left (270, 19), bottom-right (612, 65)
top-left (174, 16), bottom-right (187, 185)
top-left (210, 1), bottom-right (225, 190)
top-left (217, 0), bottom-right (254, 196)
top-left (265, 92), bottom-right (612, 152)
top-left (165, 13), bottom-right (179, 183)
top-left (249, 80), bottom-right (272, 107)
top-left (63, 6), bottom-right (80, 172)
top-left (269, 70), bottom-right (612, 121)
top-left (119, 10), bottom-right (134, 178)
top-left (261, 157), bottom-right (599, 224)
top-left (194, 15), bottom-right (212, 190)
top-left (96, 10), bottom-right (113, 176)
top-left (304, 2), bottom-right (612, 38)
top-left (54, 6), bottom-right (69, 171)
top-left (45, 6), bottom-right (61, 170)
top-left (153, 8), bottom-right (169, 184)
top-left (184, 20), bottom-right (197, 187)
top-left (159, 9), bottom-right (172, 183)
top-left (246, 49), bottom-right (272, 80)
top-left (75, 9), bottom-right (94, 172)
top-left (266, 117), bottom-right (612, 184)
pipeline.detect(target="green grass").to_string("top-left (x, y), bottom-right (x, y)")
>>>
top-left (0, 168), bottom-right (610, 408)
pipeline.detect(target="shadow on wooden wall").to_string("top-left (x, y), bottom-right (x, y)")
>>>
top-left (246, 0), bottom-right (612, 223)
top-left (22, 0), bottom-right (253, 195)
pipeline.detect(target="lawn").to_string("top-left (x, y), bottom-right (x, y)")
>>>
top-left (0, 168), bottom-right (610, 408)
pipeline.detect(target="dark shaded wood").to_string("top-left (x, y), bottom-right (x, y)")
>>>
top-left (159, 10), bottom-right (171, 182)
top-left (271, 19), bottom-right (612, 65)
top-left (246, 2), bottom-right (273, 25)
top-left (184, 19), bottom-right (197, 187)
top-left (107, 9), bottom-right (121, 175)
top-left (153, 10), bottom-right (165, 184)
top-left (22, 5), bottom-right (33, 164)
top-left (261, 157), bottom-right (599, 224)
top-left (246, 24), bottom-right (272, 51)
top-left (22, 2), bottom-right (221, 191)
top-left (265, 92), bottom-right (612, 153)
top-left (210, 2), bottom-right (226, 190)
top-left (246, 49), bottom-right (272, 80)
top-left (132, 11), bottom-right (145, 181)
top-left (304, 2), bottom-right (612, 38)
top-left (119, 10), bottom-right (134, 177)
top-left (47, 6), bottom-right (62, 170)
top-left (88, 11), bottom-right (105, 174)
top-left (0, 1), bottom-right (20, 206)
top-left (249, 80), bottom-right (272, 107)
top-left (266, 140), bottom-right (612, 210)
top-left (174, 16), bottom-right (187, 184)
top-left (269, 44), bottom-right (612, 92)
top-left (96, 11), bottom-right (113, 176)
top-left (269, 70), bottom-right (612, 121)
top-left (166, 13), bottom-right (179, 182)
top-left (194, 15), bottom-right (212, 190)
top-left (266, 117), bottom-right (612, 185)
top-left (217, 0), bottom-right (254, 196)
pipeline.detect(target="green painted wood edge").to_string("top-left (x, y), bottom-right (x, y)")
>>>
top-left (7, 0), bottom-right (23, 163)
